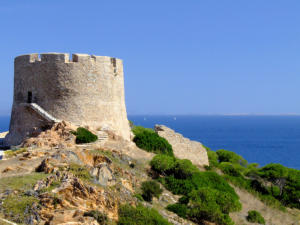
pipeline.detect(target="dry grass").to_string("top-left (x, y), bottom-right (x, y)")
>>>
top-left (4, 148), bottom-right (27, 159)
top-left (230, 186), bottom-right (300, 225)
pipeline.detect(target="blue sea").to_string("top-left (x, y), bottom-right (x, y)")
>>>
top-left (128, 115), bottom-right (300, 170)
top-left (1, 115), bottom-right (299, 170)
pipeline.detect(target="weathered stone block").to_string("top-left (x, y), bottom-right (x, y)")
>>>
top-left (155, 125), bottom-right (209, 167)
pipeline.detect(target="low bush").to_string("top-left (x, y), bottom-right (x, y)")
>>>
top-left (151, 155), bottom-right (241, 225)
top-left (132, 125), bottom-right (155, 135)
top-left (206, 149), bottom-right (219, 168)
top-left (219, 162), bottom-right (243, 177)
top-left (150, 154), bottom-right (176, 175)
top-left (216, 149), bottom-right (247, 166)
top-left (141, 180), bottom-right (163, 202)
top-left (133, 193), bottom-right (144, 201)
top-left (189, 188), bottom-right (241, 214)
top-left (246, 210), bottom-right (265, 224)
top-left (133, 129), bottom-right (173, 156)
top-left (188, 206), bottom-right (234, 225)
top-left (84, 210), bottom-right (108, 224)
top-left (117, 204), bottom-right (172, 225)
top-left (167, 188), bottom-right (241, 225)
top-left (73, 127), bottom-right (98, 144)
top-left (173, 159), bottom-right (199, 179)
top-left (166, 203), bottom-right (187, 218)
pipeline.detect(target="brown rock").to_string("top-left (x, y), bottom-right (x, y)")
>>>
top-left (2, 167), bottom-right (13, 173)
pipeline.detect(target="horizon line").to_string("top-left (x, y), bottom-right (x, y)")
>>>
top-left (127, 113), bottom-right (300, 116)
top-left (1, 113), bottom-right (300, 117)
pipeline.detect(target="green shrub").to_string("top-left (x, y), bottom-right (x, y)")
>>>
top-left (141, 180), bottom-right (163, 202)
top-left (150, 154), bottom-right (242, 225)
top-left (173, 159), bottom-right (199, 179)
top-left (188, 206), bottom-right (234, 225)
top-left (162, 175), bottom-right (194, 195)
top-left (216, 149), bottom-right (247, 166)
top-left (117, 204), bottom-right (172, 225)
top-left (219, 162), bottom-right (243, 177)
top-left (187, 188), bottom-right (236, 225)
top-left (133, 130), bottom-right (173, 156)
top-left (246, 210), bottom-right (265, 224)
top-left (132, 126), bottom-right (155, 135)
top-left (189, 187), bottom-right (241, 214)
top-left (133, 193), bottom-right (144, 201)
top-left (150, 154), bottom-right (176, 175)
top-left (73, 127), bottom-right (98, 144)
top-left (84, 210), bottom-right (108, 224)
top-left (244, 163), bottom-right (260, 178)
top-left (207, 150), bottom-right (219, 168)
top-left (166, 203), bottom-right (187, 218)
top-left (257, 163), bottom-right (300, 209)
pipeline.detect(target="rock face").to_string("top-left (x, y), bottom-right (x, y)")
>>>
top-left (155, 125), bottom-right (209, 167)
top-left (6, 53), bottom-right (131, 146)
top-left (22, 121), bottom-right (76, 148)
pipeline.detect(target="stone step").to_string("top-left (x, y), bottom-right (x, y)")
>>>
top-left (21, 103), bottom-right (61, 123)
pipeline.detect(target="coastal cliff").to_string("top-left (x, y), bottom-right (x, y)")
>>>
top-left (0, 122), bottom-right (299, 225)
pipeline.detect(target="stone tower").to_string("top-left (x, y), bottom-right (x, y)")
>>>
top-left (5, 53), bottom-right (131, 146)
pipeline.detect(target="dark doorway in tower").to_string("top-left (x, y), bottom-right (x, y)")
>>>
top-left (27, 91), bottom-right (32, 103)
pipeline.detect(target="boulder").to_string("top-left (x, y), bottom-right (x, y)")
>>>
top-left (155, 125), bottom-right (209, 167)
top-left (91, 163), bottom-right (114, 186)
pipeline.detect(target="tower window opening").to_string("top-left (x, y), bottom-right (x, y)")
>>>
top-left (27, 91), bottom-right (32, 103)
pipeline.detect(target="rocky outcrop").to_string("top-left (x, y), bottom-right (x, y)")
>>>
top-left (22, 121), bottom-right (76, 148)
top-left (155, 125), bottom-right (209, 167)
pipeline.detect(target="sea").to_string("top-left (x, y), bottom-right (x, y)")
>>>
top-left (0, 115), bottom-right (299, 170)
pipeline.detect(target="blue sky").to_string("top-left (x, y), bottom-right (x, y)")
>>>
top-left (0, 1), bottom-right (300, 115)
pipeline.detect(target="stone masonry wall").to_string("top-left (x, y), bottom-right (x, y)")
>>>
top-left (155, 125), bottom-right (209, 167)
top-left (6, 53), bottom-right (131, 145)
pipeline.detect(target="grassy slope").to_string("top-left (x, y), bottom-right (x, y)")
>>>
top-left (231, 186), bottom-right (300, 225)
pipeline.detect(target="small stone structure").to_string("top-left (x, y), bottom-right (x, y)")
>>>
top-left (5, 53), bottom-right (131, 146)
top-left (155, 125), bottom-right (209, 167)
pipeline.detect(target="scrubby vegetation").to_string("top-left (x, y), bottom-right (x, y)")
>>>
top-left (67, 163), bottom-right (93, 182)
top-left (4, 148), bottom-right (27, 158)
top-left (141, 180), bottom-right (163, 202)
top-left (246, 210), bottom-right (265, 224)
top-left (2, 194), bottom-right (39, 223)
top-left (0, 173), bottom-right (50, 224)
top-left (84, 210), bottom-right (109, 224)
top-left (151, 154), bottom-right (241, 225)
top-left (73, 127), bottom-right (98, 144)
top-left (0, 173), bottom-right (48, 192)
top-left (132, 126), bottom-right (173, 156)
top-left (39, 180), bottom-right (61, 193)
top-left (205, 147), bottom-right (300, 210)
top-left (117, 204), bottom-right (172, 225)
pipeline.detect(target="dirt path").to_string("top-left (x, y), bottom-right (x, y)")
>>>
top-left (230, 186), bottom-right (299, 225)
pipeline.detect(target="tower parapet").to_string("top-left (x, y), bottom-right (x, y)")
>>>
top-left (6, 53), bottom-right (130, 145)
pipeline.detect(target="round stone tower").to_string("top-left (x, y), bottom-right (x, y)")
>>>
top-left (5, 53), bottom-right (131, 146)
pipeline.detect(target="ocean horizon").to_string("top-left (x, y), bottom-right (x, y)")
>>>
top-left (1, 115), bottom-right (299, 170)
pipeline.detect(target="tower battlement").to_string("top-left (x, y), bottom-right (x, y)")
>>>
top-left (6, 53), bottom-right (130, 146)
top-left (15, 53), bottom-right (121, 65)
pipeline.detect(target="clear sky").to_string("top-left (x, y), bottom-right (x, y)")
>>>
top-left (0, 1), bottom-right (300, 115)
